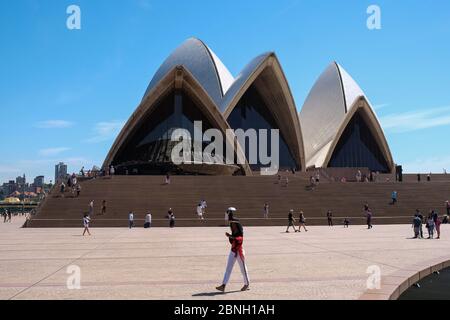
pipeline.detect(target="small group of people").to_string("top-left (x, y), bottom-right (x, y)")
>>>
top-left (2, 209), bottom-right (12, 223)
top-left (285, 209), bottom-right (308, 233)
top-left (81, 200), bottom-right (106, 235)
top-left (277, 174), bottom-right (290, 187)
top-left (127, 211), bottom-right (153, 229)
top-left (325, 204), bottom-right (373, 229)
top-left (60, 174), bottom-right (82, 198)
top-left (412, 209), bottom-right (442, 239)
top-left (126, 211), bottom-right (153, 229)
top-left (86, 200), bottom-right (107, 216)
top-left (417, 173), bottom-right (432, 182)
top-left (80, 166), bottom-right (100, 179)
top-left (196, 200), bottom-right (207, 221)
top-left (355, 170), bottom-right (379, 183)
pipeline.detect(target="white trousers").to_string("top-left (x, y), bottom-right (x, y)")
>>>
top-left (222, 250), bottom-right (250, 286)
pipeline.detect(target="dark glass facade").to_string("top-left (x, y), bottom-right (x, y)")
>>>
top-left (112, 90), bottom-right (226, 175)
top-left (227, 85), bottom-right (298, 171)
top-left (329, 112), bottom-right (389, 172)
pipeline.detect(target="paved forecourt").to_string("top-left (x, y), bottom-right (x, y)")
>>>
top-left (1, 218), bottom-right (450, 300)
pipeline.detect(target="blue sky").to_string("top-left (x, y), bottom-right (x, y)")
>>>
top-left (1, 0), bottom-right (450, 183)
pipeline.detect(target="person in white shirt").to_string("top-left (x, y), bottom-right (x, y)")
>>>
top-left (128, 211), bottom-right (134, 229)
top-left (263, 203), bottom-right (269, 219)
top-left (88, 200), bottom-right (94, 216)
top-left (82, 214), bottom-right (91, 236)
top-left (144, 212), bottom-right (152, 228)
top-left (201, 200), bottom-right (207, 215)
top-left (197, 204), bottom-right (204, 221)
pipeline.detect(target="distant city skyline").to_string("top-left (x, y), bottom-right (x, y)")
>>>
top-left (1, 0), bottom-right (450, 182)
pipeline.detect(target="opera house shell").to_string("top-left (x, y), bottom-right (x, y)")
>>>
top-left (103, 38), bottom-right (393, 175)
top-left (300, 62), bottom-right (394, 173)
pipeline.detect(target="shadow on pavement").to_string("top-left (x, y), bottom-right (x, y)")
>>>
top-left (192, 290), bottom-right (241, 297)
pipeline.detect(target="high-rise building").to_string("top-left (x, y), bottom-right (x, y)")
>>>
top-left (3, 180), bottom-right (17, 196)
top-left (33, 176), bottom-right (45, 188)
top-left (15, 174), bottom-right (26, 192)
top-left (16, 174), bottom-right (26, 185)
top-left (55, 162), bottom-right (68, 182)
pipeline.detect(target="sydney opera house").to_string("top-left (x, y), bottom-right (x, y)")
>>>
top-left (103, 38), bottom-right (394, 176)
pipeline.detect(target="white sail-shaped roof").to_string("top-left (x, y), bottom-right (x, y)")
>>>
top-left (300, 62), bottom-right (392, 170)
top-left (143, 38), bottom-right (234, 106)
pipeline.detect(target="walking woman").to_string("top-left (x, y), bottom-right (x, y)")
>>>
top-left (426, 213), bottom-right (435, 239)
top-left (298, 211), bottom-right (308, 232)
top-left (435, 213), bottom-right (442, 239)
top-left (82, 214), bottom-right (91, 236)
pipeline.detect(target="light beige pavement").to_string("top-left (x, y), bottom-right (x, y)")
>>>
top-left (1, 217), bottom-right (449, 300)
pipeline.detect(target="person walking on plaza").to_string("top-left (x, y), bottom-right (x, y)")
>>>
top-left (298, 211), bottom-right (308, 232)
top-left (101, 200), bottom-right (107, 215)
top-left (412, 214), bottom-right (422, 239)
top-left (144, 212), bottom-right (152, 229)
top-left (82, 214), bottom-right (91, 236)
top-left (263, 203), bottom-right (269, 219)
top-left (3, 209), bottom-right (7, 223)
top-left (7, 210), bottom-right (12, 223)
top-left (286, 210), bottom-right (299, 233)
top-left (327, 210), bottom-right (333, 227)
top-left (109, 165), bottom-right (115, 177)
top-left (165, 174), bottom-right (171, 185)
top-left (391, 191), bottom-right (398, 205)
top-left (364, 204), bottom-right (373, 229)
top-left (416, 209), bottom-right (424, 238)
top-left (446, 201), bottom-right (450, 216)
top-left (426, 213), bottom-right (435, 239)
top-left (128, 211), bottom-right (134, 229)
top-left (76, 184), bottom-right (81, 197)
top-left (201, 200), bottom-right (207, 215)
top-left (431, 210), bottom-right (438, 224)
top-left (435, 214), bottom-right (442, 239)
top-left (197, 203), bottom-right (205, 221)
top-left (343, 218), bottom-right (350, 228)
top-left (216, 214), bottom-right (250, 293)
top-left (169, 210), bottom-right (176, 228)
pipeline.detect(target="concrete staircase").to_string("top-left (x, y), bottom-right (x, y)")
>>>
top-left (26, 174), bottom-right (450, 228)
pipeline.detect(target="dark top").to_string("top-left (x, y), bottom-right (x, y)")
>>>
top-left (413, 216), bottom-right (422, 228)
top-left (288, 212), bottom-right (294, 221)
top-left (230, 222), bottom-right (244, 237)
